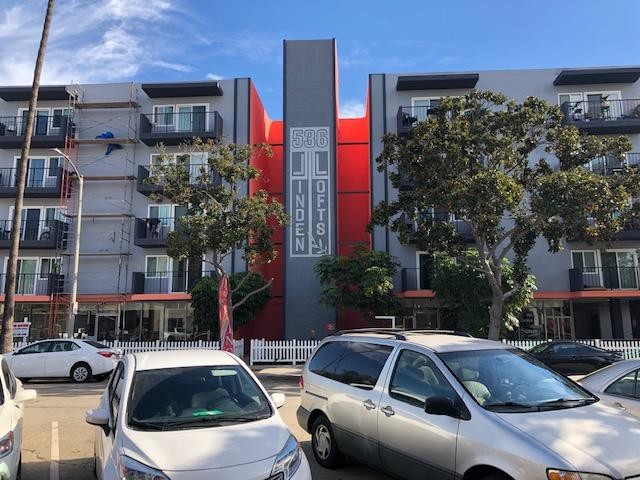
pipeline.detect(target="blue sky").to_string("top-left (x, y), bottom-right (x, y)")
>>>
top-left (1, 0), bottom-right (639, 118)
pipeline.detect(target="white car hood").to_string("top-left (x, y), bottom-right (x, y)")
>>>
top-left (498, 402), bottom-right (640, 478)
top-left (121, 415), bottom-right (290, 471)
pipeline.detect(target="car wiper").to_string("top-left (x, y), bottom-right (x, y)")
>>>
top-left (128, 419), bottom-right (166, 431)
top-left (484, 401), bottom-right (540, 411)
top-left (161, 415), bottom-right (271, 429)
top-left (536, 398), bottom-right (597, 408)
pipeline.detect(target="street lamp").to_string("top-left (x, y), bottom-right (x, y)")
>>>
top-left (52, 148), bottom-right (83, 336)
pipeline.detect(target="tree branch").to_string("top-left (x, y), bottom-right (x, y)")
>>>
top-left (232, 278), bottom-right (273, 311)
top-left (231, 270), bottom-right (253, 294)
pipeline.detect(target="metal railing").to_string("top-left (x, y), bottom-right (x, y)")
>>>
top-left (137, 165), bottom-right (220, 190)
top-left (401, 268), bottom-right (433, 291)
top-left (561, 99), bottom-right (640, 122)
top-left (569, 266), bottom-right (640, 291)
top-left (0, 273), bottom-right (63, 295)
top-left (0, 114), bottom-right (71, 138)
top-left (140, 111), bottom-right (223, 136)
top-left (132, 270), bottom-right (194, 294)
top-left (0, 219), bottom-right (65, 243)
top-left (397, 105), bottom-right (440, 131)
top-left (588, 153), bottom-right (640, 175)
top-left (134, 217), bottom-right (178, 241)
top-left (0, 167), bottom-right (62, 189)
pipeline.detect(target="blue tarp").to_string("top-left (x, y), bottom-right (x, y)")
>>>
top-left (96, 131), bottom-right (124, 155)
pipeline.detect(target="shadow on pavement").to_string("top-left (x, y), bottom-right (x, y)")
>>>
top-left (23, 457), bottom-right (94, 480)
top-left (24, 379), bottom-right (108, 397)
top-left (299, 441), bottom-right (392, 479)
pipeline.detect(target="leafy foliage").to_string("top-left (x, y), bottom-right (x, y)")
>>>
top-left (370, 91), bottom-right (640, 339)
top-left (190, 272), bottom-right (271, 338)
top-left (314, 247), bottom-right (403, 318)
top-left (432, 253), bottom-right (536, 338)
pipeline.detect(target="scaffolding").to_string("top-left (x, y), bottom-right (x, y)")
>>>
top-left (47, 83), bottom-right (139, 337)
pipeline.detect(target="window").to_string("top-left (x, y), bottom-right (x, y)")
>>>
top-left (389, 349), bottom-right (458, 408)
top-left (40, 258), bottom-right (59, 279)
top-left (572, 251), bottom-right (597, 274)
top-left (50, 341), bottom-right (79, 353)
top-left (51, 109), bottom-right (70, 129)
top-left (146, 256), bottom-right (169, 278)
top-left (19, 341), bottom-right (54, 354)
top-left (605, 369), bottom-right (638, 399)
top-left (411, 98), bottom-right (441, 122)
top-left (109, 363), bottom-right (125, 430)
top-left (528, 343), bottom-right (550, 354)
top-left (153, 106), bottom-right (174, 127)
top-left (309, 341), bottom-right (393, 390)
top-left (1, 359), bottom-right (16, 399)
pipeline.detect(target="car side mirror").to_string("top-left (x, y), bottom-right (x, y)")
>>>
top-left (271, 393), bottom-right (286, 409)
top-left (14, 389), bottom-right (36, 403)
top-left (424, 396), bottom-right (464, 419)
top-left (85, 408), bottom-right (111, 436)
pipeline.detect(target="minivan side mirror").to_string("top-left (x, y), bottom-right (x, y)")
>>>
top-left (425, 396), bottom-right (465, 419)
top-left (85, 408), bottom-right (111, 436)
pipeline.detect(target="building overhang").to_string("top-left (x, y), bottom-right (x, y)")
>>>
top-left (0, 86), bottom-right (72, 101)
top-left (141, 81), bottom-right (223, 98)
top-left (553, 68), bottom-right (640, 86)
top-left (396, 74), bottom-right (479, 91)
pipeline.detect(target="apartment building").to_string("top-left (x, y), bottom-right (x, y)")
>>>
top-left (0, 39), bottom-right (638, 341)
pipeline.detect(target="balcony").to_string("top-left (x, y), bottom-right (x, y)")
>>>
top-left (0, 219), bottom-right (67, 249)
top-left (401, 212), bottom-right (475, 244)
top-left (615, 217), bottom-right (640, 241)
top-left (588, 153), bottom-right (640, 175)
top-left (397, 106), bottom-right (439, 136)
top-left (401, 268), bottom-right (433, 291)
top-left (139, 111), bottom-right (223, 146)
top-left (0, 273), bottom-right (63, 296)
top-left (132, 270), bottom-right (199, 294)
top-left (134, 217), bottom-right (180, 248)
top-left (0, 115), bottom-right (72, 149)
top-left (137, 165), bottom-right (220, 197)
top-left (561, 99), bottom-right (640, 134)
top-left (569, 266), bottom-right (640, 291)
top-left (0, 167), bottom-right (66, 198)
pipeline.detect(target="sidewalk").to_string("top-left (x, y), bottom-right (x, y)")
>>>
top-left (250, 364), bottom-right (303, 376)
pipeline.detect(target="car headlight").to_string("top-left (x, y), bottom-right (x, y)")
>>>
top-left (0, 432), bottom-right (13, 458)
top-left (270, 435), bottom-right (302, 480)
top-left (118, 455), bottom-right (170, 480)
top-left (547, 469), bottom-right (613, 480)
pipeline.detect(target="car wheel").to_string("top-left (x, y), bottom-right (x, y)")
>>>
top-left (70, 363), bottom-right (92, 383)
top-left (311, 415), bottom-right (344, 469)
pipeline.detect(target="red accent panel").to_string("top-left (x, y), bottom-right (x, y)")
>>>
top-left (252, 245), bottom-right (284, 297)
top-left (236, 297), bottom-right (284, 340)
top-left (336, 144), bottom-right (370, 192)
top-left (337, 193), bottom-right (371, 255)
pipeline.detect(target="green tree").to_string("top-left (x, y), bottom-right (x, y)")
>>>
top-left (432, 253), bottom-right (536, 338)
top-left (314, 246), bottom-right (403, 318)
top-left (150, 139), bottom-right (288, 333)
top-left (371, 91), bottom-right (640, 340)
top-left (190, 272), bottom-right (271, 339)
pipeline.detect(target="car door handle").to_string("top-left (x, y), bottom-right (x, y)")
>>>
top-left (613, 401), bottom-right (626, 410)
top-left (363, 399), bottom-right (376, 410)
top-left (381, 405), bottom-right (395, 417)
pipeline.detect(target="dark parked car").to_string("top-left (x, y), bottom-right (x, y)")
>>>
top-left (529, 341), bottom-right (624, 375)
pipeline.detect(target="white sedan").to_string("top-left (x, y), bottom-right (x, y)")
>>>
top-left (579, 359), bottom-right (640, 416)
top-left (7, 340), bottom-right (117, 383)
top-left (86, 350), bottom-right (312, 480)
top-left (0, 355), bottom-right (36, 480)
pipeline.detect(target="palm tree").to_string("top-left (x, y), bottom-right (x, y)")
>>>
top-left (1, 0), bottom-right (56, 353)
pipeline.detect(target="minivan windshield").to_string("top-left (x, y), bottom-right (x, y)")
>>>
top-left (440, 349), bottom-right (597, 412)
top-left (127, 366), bottom-right (272, 430)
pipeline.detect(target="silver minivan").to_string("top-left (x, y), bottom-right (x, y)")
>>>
top-left (297, 330), bottom-right (640, 480)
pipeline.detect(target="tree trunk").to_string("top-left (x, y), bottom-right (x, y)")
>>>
top-left (1, 0), bottom-right (55, 353)
top-left (487, 292), bottom-right (504, 341)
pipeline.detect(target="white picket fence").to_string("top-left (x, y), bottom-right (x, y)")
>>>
top-left (503, 339), bottom-right (640, 359)
top-left (12, 339), bottom-right (245, 358)
top-left (250, 339), bottom-right (320, 365)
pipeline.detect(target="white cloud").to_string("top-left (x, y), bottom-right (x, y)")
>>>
top-left (340, 99), bottom-right (366, 118)
top-left (0, 0), bottom-right (193, 85)
top-left (206, 73), bottom-right (224, 80)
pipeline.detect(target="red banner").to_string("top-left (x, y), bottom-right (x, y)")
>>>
top-left (218, 275), bottom-right (234, 353)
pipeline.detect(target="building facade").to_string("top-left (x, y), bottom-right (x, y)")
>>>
top-left (0, 39), bottom-right (638, 341)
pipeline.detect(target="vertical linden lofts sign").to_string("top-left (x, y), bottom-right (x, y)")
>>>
top-left (289, 127), bottom-right (331, 257)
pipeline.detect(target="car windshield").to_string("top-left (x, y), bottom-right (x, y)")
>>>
top-left (440, 348), bottom-right (597, 412)
top-left (127, 365), bottom-right (272, 430)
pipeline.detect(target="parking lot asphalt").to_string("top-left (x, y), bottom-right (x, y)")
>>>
top-left (20, 367), bottom-right (391, 480)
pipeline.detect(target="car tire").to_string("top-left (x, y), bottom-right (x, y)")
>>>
top-left (93, 372), bottom-right (110, 382)
top-left (311, 415), bottom-right (344, 469)
top-left (482, 474), bottom-right (512, 480)
top-left (70, 363), bottom-right (92, 383)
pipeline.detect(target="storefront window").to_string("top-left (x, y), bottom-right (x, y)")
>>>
top-left (121, 302), bottom-right (142, 341)
top-left (141, 302), bottom-right (164, 341)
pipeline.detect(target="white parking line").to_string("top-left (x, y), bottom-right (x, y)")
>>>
top-left (50, 421), bottom-right (59, 480)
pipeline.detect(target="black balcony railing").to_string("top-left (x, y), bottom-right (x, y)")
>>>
top-left (137, 165), bottom-right (220, 196)
top-left (139, 111), bottom-right (223, 146)
top-left (134, 217), bottom-right (183, 247)
top-left (397, 106), bottom-right (440, 135)
top-left (0, 167), bottom-right (65, 198)
top-left (561, 99), bottom-right (640, 134)
top-left (0, 115), bottom-right (72, 148)
top-left (569, 266), bottom-right (640, 291)
top-left (132, 270), bottom-right (196, 294)
top-left (402, 211), bottom-right (474, 243)
top-left (0, 273), bottom-right (63, 295)
top-left (401, 268), bottom-right (433, 291)
top-left (0, 219), bottom-right (67, 249)
top-left (588, 153), bottom-right (640, 175)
